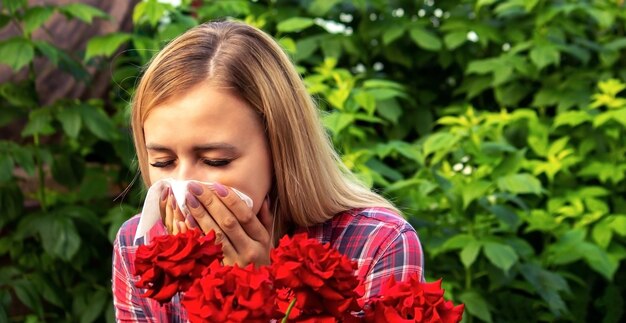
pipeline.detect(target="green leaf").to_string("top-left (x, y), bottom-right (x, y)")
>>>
top-left (307, 0), bottom-right (342, 16)
top-left (13, 280), bottom-right (43, 317)
top-left (277, 17), bottom-right (315, 33)
top-left (476, 0), bottom-right (497, 10)
top-left (322, 112), bottom-right (355, 135)
top-left (0, 37), bottom-right (34, 71)
top-left (460, 240), bottom-right (482, 268)
top-left (459, 291), bottom-right (492, 323)
top-left (483, 241), bottom-right (519, 272)
top-left (30, 275), bottom-right (63, 308)
top-left (365, 158), bottom-right (403, 181)
top-left (553, 110), bottom-right (591, 128)
top-left (85, 33), bottom-right (131, 61)
top-left (444, 31), bottom-right (467, 50)
top-left (79, 104), bottom-right (118, 141)
top-left (466, 58), bottom-right (498, 74)
top-left (0, 81), bottom-right (37, 108)
top-left (11, 145), bottom-right (35, 176)
top-left (3, 0), bottom-right (26, 14)
top-left (423, 132), bottom-right (457, 158)
top-left (546, 229), bottom-right (586, 265)
top-left (530, 42), bottom-right (560, 70)
top-left (612, 215), bottom-right (626, 236)
top-left (52, 154), bottom-right (85, 189)
top-left (383, 25), bottom-right (405, 45)
top-left (21, 109), bottom-right (55, 137)
top-left (519, 263), bottom-right (569, 316)
top-left (462, 180), bottom-right (491, 209)
top-left (0, 15), bottom-right (10, 30)
top-left (488, 205), bottom-right (521, 230)
top-left (354, 91), bottom-right (376, 115)
top-left (133, 0), bottom-right (173, 27)
top-left (587, 8), bottom-right (615, 29)
top-left (409, 26), bottom-right (442, 51)
top-left (592, 217), bottom-right (613, 249)
top-left (278, 37), bottom-right (297, 54)
top-left (59, 3), bottom-right (108, 23)
top-left (39, 215), bottom-right (81, 261)
top-left (605, 38), bottom-right (626, 51)
top-left (582, 242), bottom-right (618, 280)
top-left (0, 155), bottom-right (12, 182)
top-left (33, 41), bottom-right (61, 65)
top-left (23, 6), bottom-right (54, 35)
top-left (497, 173), bottom-right (542, 195)
top-left (439, 234), bottom-right (475, 252)
top-left (0, 183), bottom-right (23, 228)
top-left (376, 98), bottom-right (402, 124)
top-left (79, 289), bottom-right (108, 323)
top-left (56, 106), bottom-right (82, 138)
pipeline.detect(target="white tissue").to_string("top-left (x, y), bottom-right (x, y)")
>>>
top-left (134, 179), bottom-right (253, 243)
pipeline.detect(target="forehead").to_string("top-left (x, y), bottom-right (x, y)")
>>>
top-left (143, 84), bottom-right (263, 146)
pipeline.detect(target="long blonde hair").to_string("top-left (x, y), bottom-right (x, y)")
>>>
top-left (131, 20), bottom-right (399, 238)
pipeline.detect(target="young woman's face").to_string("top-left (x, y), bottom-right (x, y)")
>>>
top-left (143, 84), bottom-right (273, 215)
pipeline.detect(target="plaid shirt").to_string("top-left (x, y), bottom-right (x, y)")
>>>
top-left (112, 207), bottom-right (424, 322)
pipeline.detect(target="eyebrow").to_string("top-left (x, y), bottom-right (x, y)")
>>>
top-left (146, 143), bottom-right (238, 153)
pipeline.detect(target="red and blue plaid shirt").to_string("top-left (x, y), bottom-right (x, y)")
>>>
top-left (112, 207), bottom-right (424, 322)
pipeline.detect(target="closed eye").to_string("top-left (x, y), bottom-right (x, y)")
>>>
top-left (149, 160), bottom-right (174, 168)
top-left (202, 159), bottom-right (231, 167)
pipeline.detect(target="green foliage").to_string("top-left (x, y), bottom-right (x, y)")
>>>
top-left (1, 0), bottom-right (626, 322)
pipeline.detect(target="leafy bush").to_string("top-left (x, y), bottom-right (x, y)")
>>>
top-left (1, 0), bottom-right (625, 322)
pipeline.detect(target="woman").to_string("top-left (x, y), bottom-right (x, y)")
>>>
top-left (113, 20), bottom-right (423, 321)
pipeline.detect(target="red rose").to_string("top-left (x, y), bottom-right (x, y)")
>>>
top-left (365, 275), bottom-right (464, 323)
top-left (270, 233), bottom-right (362, 322)
top-left (133, 229), bottom-right (223, 304)
top-left (182, 261), bottom-right (278, 323)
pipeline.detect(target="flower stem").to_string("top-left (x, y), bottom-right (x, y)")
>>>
top-left (281, 298), bottom-right (297, 323)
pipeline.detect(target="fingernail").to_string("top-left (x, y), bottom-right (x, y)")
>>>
top-left (212, 182), bottom-right (228, 197)
top-left (161, 187), bottom-right (169, 201)
top-left (186, 192), bottom-right (200, 208)
top-left (186, 214), bottom-right (198, 228)
top-left (170, 191), bottom-right (176, 208)
top-left (188, 182), bottom-right (203, 195)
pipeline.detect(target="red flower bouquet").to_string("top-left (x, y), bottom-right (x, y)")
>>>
top-left (133, 229), bottom-right (464, 322)
top-left (182, 261), bottom-right (276, 322)
top-left (133, 229), bottom-right (222, 303)
top-left (270, 233), bottom-right (363, 322)
top-left (365, 276), bottom-right (464, 323)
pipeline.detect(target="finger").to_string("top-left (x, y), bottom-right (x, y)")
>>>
top-left (197, 184), bottom-right (252, 253)
top-left (211, 182), bottom-right (270, 245)
top-left (178, 221), bottom-right (187, 234)
top-left (159, 186), bottom-right (169, 226)
top-left (164, 190), bottom-right (174, 234)
top-left (172, 216), bottom-right (179, 235)
top-left (186, 185), bottom-right (237, 255)
top-left (173, 199), bottom-right (185, 223)
top-left (258, 196), bottom-right (274, 243)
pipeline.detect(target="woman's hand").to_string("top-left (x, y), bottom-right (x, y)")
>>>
top-left (159, 182), bottom-right (274, 267)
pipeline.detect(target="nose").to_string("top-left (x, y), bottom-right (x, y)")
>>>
top-left (172, 159), bottom-right (219, 183)
top-left (173, 160), bottom-right (204, 182)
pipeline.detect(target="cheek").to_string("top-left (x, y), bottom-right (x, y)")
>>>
top-left (147, 167), bottom-right (166, 185)
top-left (225, 157), bottom-right (273, 213)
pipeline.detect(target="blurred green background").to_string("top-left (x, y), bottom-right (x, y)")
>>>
top-left (1, 0), bottom-right (625, 322)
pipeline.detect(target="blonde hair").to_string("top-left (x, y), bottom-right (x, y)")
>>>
top-left (131, 20), bottom-right (399, 239)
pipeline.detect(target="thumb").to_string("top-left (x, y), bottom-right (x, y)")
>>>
top-left (258, 196), bottom-right (274, 240)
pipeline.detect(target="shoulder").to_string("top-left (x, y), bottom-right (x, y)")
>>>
top-left (334, 207), bottom-right (417, 235)
top-left (324, 207), bottom-right (420, 256)
top-left (114, 215), bottom-right (142, 248)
